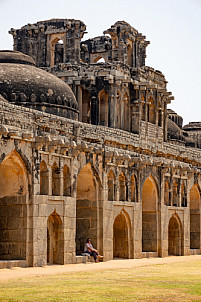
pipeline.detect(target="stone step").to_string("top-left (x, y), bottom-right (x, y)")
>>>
top-left (0, 260), bottom-right (27, 269)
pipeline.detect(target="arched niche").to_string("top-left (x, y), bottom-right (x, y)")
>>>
top-left (52, 162), bottom-right (60, 196)
top-left (40, 160), bottom-right (49, 195)
top-left (190, 185), bottom-right (200, 249)
top-left (108, 170), bottom-right (116, 201)
top-left (76, 164), bottom-right (100, 255)
top-left (113, 213), bottom-right (129, 258)
top-left (168, 215), bottom-right (183, 256)
top-left (47, 211), bottom-right (64, 264)
top-left (172, 180), bottom-right (179, 207)
top-left (119, 172), bottom-right (128, 201)
top-left (0, 151), bottom-right (28, 260)
top-left (63, 165), bottom-right (71, 196)
top-left (82, 89), bottom-right (91, 124)
top-left (148, 97), bottom-right (156, 124)
top-left (142, 176), bottom-right (158, 252)
top-left (164, 180), bottom-right (170, 206)
top-left (131, 174), bottom-right (137, 202)
top-left (181, 183), bottom-right (187, 207)
top-left (99, 89), bottom-right (108, 126)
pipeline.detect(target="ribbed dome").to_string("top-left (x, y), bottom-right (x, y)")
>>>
top-left (0, 51), bottom-right (78, 120)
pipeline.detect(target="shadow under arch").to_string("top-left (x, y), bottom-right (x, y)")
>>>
top-left (190, 184), bottom-right (200, 249)
top-left (0, 150), bottom-right (29, 261)
top-left (47, 211), bottom-right (64, 264)
top-left (76, 162), bottom-right (102, 255)
top-left (113, 209), bottom-right (133, 259)
top-left (142, 175), bottom-right (158, 253)
top-left (168, 214), bottom-right (184, 256)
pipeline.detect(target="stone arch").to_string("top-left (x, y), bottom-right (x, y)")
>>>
top-left (52, 162), bottom-right (60, 196)
top-left (99, 89), bottom-right (108, 126)
top-left (164, 179), bottom-right (170, 206)
top-left (50, 35), bottom-right (64, 66)
top-left (63, 164), bottom-right (71, 196)
top-left (0, 151), bottom-right (28, 260)
top-left (190, 184), bottom-right (200, 249)
top-left (148, 97), bottom-right (156, 124)
top-left (142, 176), bottom-right (158, 252)
top-left (76, 163), bottom-right (101, 255)
top-left (82, 89), bottom-right (91, 123)
top-left (47, 211), bottom-right (64, 264)
top-left (181, 182), bottom-right (187, 207)
top-left (119, 172), bottom-right (128, 201)
top-left (40, 160), bottom-right (49, 195)
top-left (94, 56), bottom-right (105, 63)
top-left (168, 214), bottom-right (183, 256)
top-left (172, 180), bottom-right (179, 206)
top-left (131, 174), bottom-right (137, 202)
top-left (108, 169), bottom-right (116, 201)
top-left (113, 210), bottom-right (132, 258)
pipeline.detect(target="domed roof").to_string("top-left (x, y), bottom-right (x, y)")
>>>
top-left (0, 51), bottom-right (78, 120)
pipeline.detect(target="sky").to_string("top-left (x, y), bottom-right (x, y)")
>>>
top-left (0, 0), bottom-right (200, 125)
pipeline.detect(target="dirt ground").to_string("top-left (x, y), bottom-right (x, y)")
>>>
top-left (0, 255), bottom-right (201, 282)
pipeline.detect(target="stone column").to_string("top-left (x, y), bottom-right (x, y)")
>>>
top-left (76, 84), bottom-right (82, 122)
top-left (91, 95), bottom-right (99, 125)
top-left (108, 93), bottom-right (115, 128)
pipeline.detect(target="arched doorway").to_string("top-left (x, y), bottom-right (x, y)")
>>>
top-left (47, 211), bottom-right (64, 264)
top-left (142, 176), bottom-right (158, 252)
top-left (168, 215), bottom-right (183, 256)
top-left (0, 151), bottom-right (28, 260)
top-left (76, 164), bottom-right (101, 255)
top-left (190, 185), bottom-right (200, 249)
top-left (113, 213), bottom-right (129, 258)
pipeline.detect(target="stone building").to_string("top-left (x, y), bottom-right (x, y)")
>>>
top-left (0, 19), bottom-right (200, 268)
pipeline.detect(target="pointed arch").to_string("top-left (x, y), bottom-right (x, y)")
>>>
top-left (142, 175), bottom-right (158, 252)
top-left (148, 96), bottom-right (156, 124)
top-left (168, 214), bottom-right (183, 256)
top-left (172, 180), bottom-right (179, 207)
top-left (47, 211), bottom-right (64, 264)
top-left (108, 169), bottom-right (116, 201)
top-left (63, 164), bottom-right (71, 196)
top-left (99, 89), bottom-right (108, 126)
top-left (164, 179), bottom-right (170, 206)
top-left (119, 172), bottom-right (128, 201)
top-left (52, 162), bottom-right (60, 196)
top-left (0, 151), bottom-right (28, 260)
top-left (113, 210), bottom-right (132, 258)
top-left (40, 160), bottom-right (49, 195)
top-left (131, 174), bottom-right (137, 202)
top-left (76, 163), bottom-right (101, 255)
top-left (190, 184), bottom-right (200, 249)
top-left (181, 182), bottom-right (187, 207)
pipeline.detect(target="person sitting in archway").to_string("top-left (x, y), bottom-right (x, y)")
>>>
top-left (84, 238), bottom-right (103, 263)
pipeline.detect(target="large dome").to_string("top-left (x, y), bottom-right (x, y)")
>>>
top-left (0, 51), bottom-right (78, 120)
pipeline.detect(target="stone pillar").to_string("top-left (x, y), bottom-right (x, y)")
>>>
top-left (48, 165), bottom-right (52, 196)
top-left (76, 84), bottom-right (82, 122)
top-left (108, 94), bottom-right (115, 128)
top-left (91, 95), bottom-right (99, 125)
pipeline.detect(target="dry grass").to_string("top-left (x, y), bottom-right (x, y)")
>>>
top-left (0, 260), bottom-right (201, 301)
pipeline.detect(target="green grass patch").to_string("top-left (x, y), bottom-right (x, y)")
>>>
top-left (0, 260), bottom-right (201, 301)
